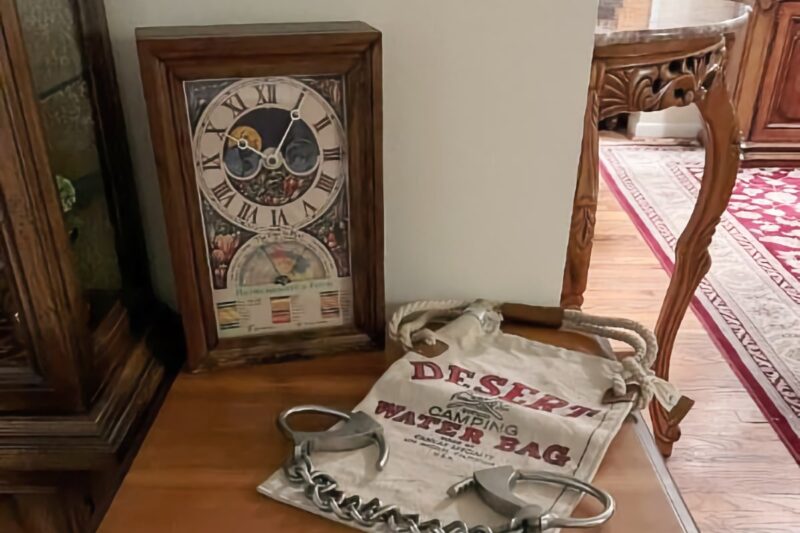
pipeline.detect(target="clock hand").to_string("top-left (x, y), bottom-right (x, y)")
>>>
top-left (275, 112), bottom-right (301, 157)
top-left (226, 134), bottom-right (266, 159)
top-left (260, 247), bottom-right (283, 275)
top-left (271, 99), bottom-right (306, 166)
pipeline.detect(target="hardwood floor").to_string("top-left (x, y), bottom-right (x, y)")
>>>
top-left (584, 177), bottom-right (800, 532)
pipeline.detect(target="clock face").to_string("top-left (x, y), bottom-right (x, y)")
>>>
top-left (186, 76), bottom-right (353, 338)
top-left (194, 78), bottom-right (346, 231)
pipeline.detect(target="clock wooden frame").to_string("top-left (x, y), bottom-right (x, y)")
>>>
top-left (137, 22), bottom-right (384, 371)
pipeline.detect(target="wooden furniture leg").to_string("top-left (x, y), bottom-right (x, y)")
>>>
top-left (562, 64), bottom-right (600, 309)
top-left (650, 68), bottom-right (741, 457)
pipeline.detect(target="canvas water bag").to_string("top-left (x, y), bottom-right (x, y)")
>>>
top-left (259, 300), bottom-right (688, 531)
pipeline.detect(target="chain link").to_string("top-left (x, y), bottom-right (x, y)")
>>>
top-left (284, 450), bottom-right (507, 533)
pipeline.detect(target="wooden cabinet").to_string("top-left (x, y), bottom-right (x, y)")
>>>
top-left (734, 0), bottom-right (800, 166)
top-left (0, 0), bottom-right (179, 531)
top-left (751, 2), bottom-right (800, 141)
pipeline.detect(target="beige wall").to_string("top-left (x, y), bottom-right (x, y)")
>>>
top-left (103, 0), bottom-right (598, 308)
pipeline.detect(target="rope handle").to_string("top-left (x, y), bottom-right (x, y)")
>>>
top-left (388, 299), bottom-right (472, 351)
top-left (388, 300), bottom-right (686, 413)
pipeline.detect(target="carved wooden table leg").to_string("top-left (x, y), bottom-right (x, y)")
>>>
top-left (650, 64), bottom-right (741, 457)
top-left (562, 63), bottom-right (601, 309)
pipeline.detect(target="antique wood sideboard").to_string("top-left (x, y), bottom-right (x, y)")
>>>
top-left (733, 0), bottom-right (800, 167)
top-left (561, 0), bottom-right (750, 456)
top-left (99, 324), bottom-right (699, 533)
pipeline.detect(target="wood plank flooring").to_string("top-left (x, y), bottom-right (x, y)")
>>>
top-left (584, 177), bottom-right (800, 532)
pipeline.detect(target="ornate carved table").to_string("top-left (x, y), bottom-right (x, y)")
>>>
top-left (561, 0), bottom-right (750, 456)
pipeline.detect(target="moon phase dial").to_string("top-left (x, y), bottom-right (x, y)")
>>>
top-left (221, 108), bottom-right (321, 207)
top-left (284, 136), bottom-right (320, 176)
top-left (224, 126), bottom-right (263, 180)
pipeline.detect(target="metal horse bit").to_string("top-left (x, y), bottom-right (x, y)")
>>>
top-left (278, 405), bottom-right (615, 532)
top-left (278, 404), bottom-right (390, 470)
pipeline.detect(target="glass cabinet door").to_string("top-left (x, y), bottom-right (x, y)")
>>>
top-left (0, 0), bottom-right (151, 410)
top-left (0, 23), bottom-right (86, 409)
top-left (16, 0), bottom-right (122, 326)
top-left (0, 243), bottom-right (29, 370)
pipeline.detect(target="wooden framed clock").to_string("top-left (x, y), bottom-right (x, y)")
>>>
top-left (137, 22), bottom-right (384, 370)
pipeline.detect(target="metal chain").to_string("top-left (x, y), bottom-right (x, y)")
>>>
top-left (284, 450), bottom-right (506, 533)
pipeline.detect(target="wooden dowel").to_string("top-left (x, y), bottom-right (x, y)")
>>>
top-left (500, 303), bottom-right (564, 329)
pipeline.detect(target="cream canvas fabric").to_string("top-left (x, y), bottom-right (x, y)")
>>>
top-left (259, 311), bottom-right (636, 531)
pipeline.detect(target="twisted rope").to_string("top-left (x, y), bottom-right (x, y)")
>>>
top-left (388, 300), bottom-right (680, 411)
top-left (388, 300), bottom-right (471, 350)
top-left (562, 309), bottom-right (675, 410)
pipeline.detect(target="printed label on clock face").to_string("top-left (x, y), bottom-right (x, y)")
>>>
top-left (185, 76), bottom-right (353, 337)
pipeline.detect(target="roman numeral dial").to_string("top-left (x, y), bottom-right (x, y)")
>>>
top-left (221, 93), bottom-right (248, 117)
top-left (201, 153), bottom-right (222, 170)
top-left (316, 173), bottom-right (337, 193)
top-left (323, 147), bottom-right (343, 161)
top-left (313, 116), bottom-right (332, 132)
top-left (255, 83), bottom-right (277, 105)
top-left (194, 76), bottom-right (347, 232)
top-left (211, 181), bottom-right (236, 208)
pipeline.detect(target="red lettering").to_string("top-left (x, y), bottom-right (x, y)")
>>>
top-left (543, 445), bottom-right (571, 467)
top-left (447, 364), bottom-right (475, 386)
top-left (566, 405), bottom-right (601, 418)
top-left (410, 361), bottom-right (443, 380)
top-left (393, 411), bottom-right (416, 425)
top-left (436, 421), bottom-right (461, 437)
top-left (494, 436), bottom-right (520, 452)
top-left (375, 401), bottom-right (406, 419)
top-left (515, 441), bottom-right (542, 459)
top-left (528, 394), bottom-right (569, 413)
top-left (474, 374), bottom-right (508, 396)
top-left (459, 427), bottom-right (484, 445)
top-left (501, 383), bottom-right (540, 405)
top-left (417, 414), bottom-right (441, 429)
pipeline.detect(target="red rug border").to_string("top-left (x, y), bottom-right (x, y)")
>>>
top-left (599, 153), bottom-right (800, 463)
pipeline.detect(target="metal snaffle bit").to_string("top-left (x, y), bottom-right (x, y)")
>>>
top-left (277, 405), bottom-right (614, 532)
top-left (448, 465), bottom-right (615, 532)
top-left (278, 404), bottom-right (389, 470)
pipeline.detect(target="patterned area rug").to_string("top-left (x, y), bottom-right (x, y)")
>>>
top-left (600, 143), bottom-right (800, 462)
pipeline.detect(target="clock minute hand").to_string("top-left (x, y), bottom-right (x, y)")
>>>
top-left (274, 99), bottom-right (305, 158)
top-left (264, 250), bottom-right (284, 276)
top-left (257, 245), bottom-right (287, 279)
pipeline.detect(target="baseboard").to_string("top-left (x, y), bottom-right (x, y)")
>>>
top-left (630, 120), bottom-right (703, 139)
top-left (741, 142), bottom-right (800, 168)
top-left (627, 109), bottom-right (704, 139)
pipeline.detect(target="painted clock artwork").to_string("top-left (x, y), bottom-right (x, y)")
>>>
top-left (138, 22), bottom-right (383, 370)
top-left (185, 76), bottom-right (353, 337)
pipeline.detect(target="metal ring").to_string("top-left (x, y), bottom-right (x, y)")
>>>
top-left (277, 404), bottom-right (389, 471)
top-left (277, 405), bottom-right (352, 443)
top-left (463, 300), bottom-right (491, 325)
top-left (513, 471), bottom-right (615, 530)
